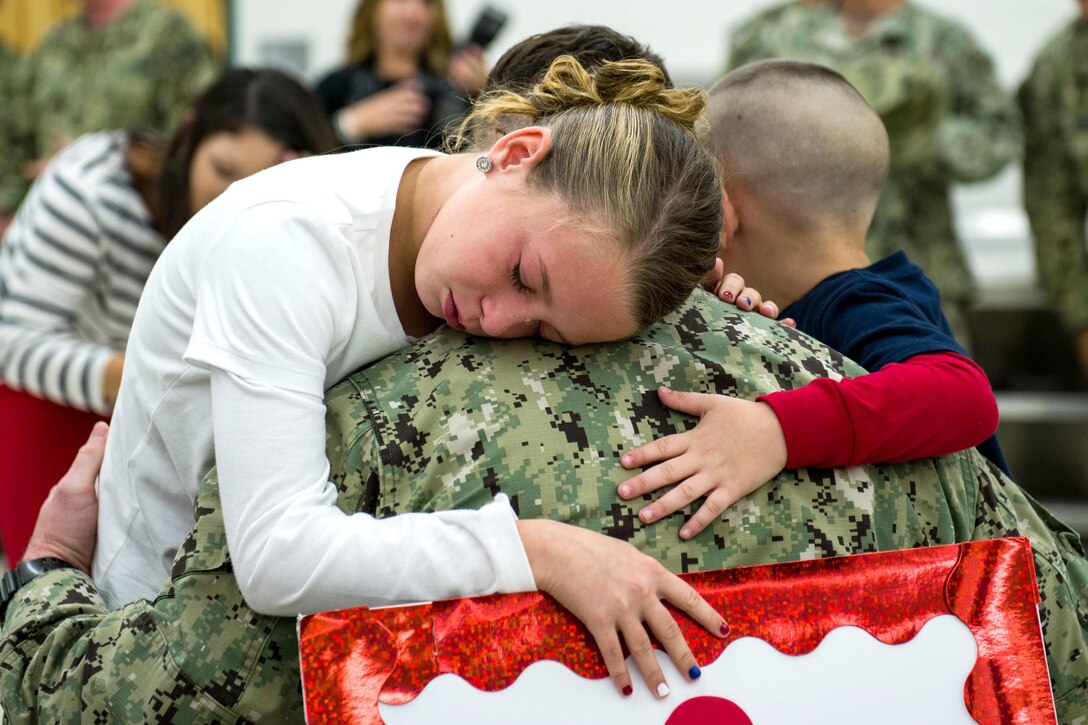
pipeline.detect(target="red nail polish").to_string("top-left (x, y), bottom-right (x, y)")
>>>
top-left (622, 685), bottom-right (633, 697)
top-left (722, 290), bottom-right (734, 301)
top-left (720, 621), bottom-right (730, 636)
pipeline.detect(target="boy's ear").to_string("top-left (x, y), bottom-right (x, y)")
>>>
top-left (721, 185), bottom-right (739, 251)
top-left (487, 126), bottom-right (552, 173)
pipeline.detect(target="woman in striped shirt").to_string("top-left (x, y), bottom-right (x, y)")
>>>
top-left (0, 68), bottom-right (336, 562)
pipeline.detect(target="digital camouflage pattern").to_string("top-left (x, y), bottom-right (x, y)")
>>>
top-left (3, 292), bottom-right (1086, 722)
top-left (0, 0), bottom-right (216, 215)
top-left (726, 2), bottom-right (1020, 347)
top-left (1019, 17), bottom-right (1088, 336)
top-left (0, 42), bottom-right (24, 218)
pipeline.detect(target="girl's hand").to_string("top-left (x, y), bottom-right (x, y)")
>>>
top-left (339, 81), bottom-right (430, 139)
top-left (618, 387), bottom-right (788, 540)
top-left (517, 519), bottom-right (728, 699)
top-left (705, 261), bottom-right (795, 327)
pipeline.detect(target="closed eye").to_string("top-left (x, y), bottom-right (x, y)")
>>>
top-left (511, 263), bottom-right (533, 294)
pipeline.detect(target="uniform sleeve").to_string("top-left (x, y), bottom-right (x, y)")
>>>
top-left (724, 15), bottom-right (776, 71)
top-left (148, 13), bottom-right (217, 136)
top-left (929, 20), bottom-right (1019, 182)
top-left (0, 51), bottom-right (36, 216)
top-left (760, 351), bottom-right (998, 468)
top-left (1019, 38), bottom-right (1088, 333)
top-left (0, 161), bottom-right (114, 413)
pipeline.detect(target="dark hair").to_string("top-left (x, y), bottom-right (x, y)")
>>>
top-left (486, 25), bottom-right (672, 94)
top-left (157, 68), bottom-right (337, 239)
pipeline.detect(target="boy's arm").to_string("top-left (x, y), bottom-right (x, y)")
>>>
top-left (758, 351), bottom-right (998, 468)
top-left (619, 352), bottom-right (997, 538)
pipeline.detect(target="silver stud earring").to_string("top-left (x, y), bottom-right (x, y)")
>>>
top-left (476, 156), bottom-right (494, 174)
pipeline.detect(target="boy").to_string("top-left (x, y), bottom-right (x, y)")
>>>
top-left (619, 60), bottom-right (1009, 538)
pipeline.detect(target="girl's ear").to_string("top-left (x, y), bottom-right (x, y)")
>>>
top-left (486, 126), bottom-right (552, 173)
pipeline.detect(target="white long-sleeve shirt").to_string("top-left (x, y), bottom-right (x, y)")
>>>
top-left (0, 132), bottom-right (163, 414)
top-left (92, 146), bottom-right (536, 613)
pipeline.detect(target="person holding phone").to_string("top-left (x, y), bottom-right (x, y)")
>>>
top-left (316, 0), bottom-right (501, 149)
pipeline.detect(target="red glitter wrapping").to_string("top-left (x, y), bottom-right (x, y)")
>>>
top-left (298, 537), bottom-right (1056, 724)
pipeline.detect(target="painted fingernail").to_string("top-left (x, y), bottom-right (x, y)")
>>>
top-left (640, 509), bottom-right (655, 523)
top-left (722, 290), bottom-right (734, 301)
top-left (720, 621), bottom-right (731, 636)
top-left (622, 685), bottom-right (633, 697)
top-left (657, 682), bottom-right (671, 699)
top-left (740, 295), bottom-right (752, 307)
top-left (689, 665), bottom-right (701, 680)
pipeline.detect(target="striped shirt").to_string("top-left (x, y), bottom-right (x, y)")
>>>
top-left (0, 131), bottom-right (165, 414)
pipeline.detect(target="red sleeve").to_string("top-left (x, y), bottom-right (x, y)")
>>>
top-left (757, 351), bottom-right (999, 469)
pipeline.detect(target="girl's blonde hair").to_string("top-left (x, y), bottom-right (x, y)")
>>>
top-left (453, 56), bottom-right (723, 328)
top-left (345, 0), bottom-right (453, 76)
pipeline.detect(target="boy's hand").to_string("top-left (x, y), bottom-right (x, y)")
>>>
top-left (705, 261), bottom-right (795, 327)
top-left (617, 388), bottom-right (787, 540)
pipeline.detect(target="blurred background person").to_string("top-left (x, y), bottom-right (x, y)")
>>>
top-left (0, 0), bottom-right (217, 225)
top-left (1019, 0), bottom-right (1088, 379)
top-left (315, 0), bottom-right (488, 149)
top-left (0, 68), bottom-right (336, 563)
top-left (0, 0), bottom-right (23, 237)
top-left (725, 0), bottom-right (1020, 350)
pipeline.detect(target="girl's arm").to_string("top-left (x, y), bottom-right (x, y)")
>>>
top-left (618, 351), bottom-right (998, 538)
top-left (211, 368), bottom-right (725, 698)
top-left (0, 154), bottom-right (118, 414)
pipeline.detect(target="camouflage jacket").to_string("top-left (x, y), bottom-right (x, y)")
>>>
top-left (726, 2), bottom-right (1020, 340)
top-left (0, 0), bottom-right (216, 215)
top-left (0, 43), bottom-right (24, 218)
top-left (3, 292), bottom-right (1086, 723)
top-left (1019, 17), bottom-right (1088, 333)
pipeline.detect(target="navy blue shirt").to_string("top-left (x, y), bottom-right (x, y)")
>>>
top-left (782, 251), bottom-right (1010, 475)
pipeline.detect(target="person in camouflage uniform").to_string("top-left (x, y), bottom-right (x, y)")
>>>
top-left (725, 0), bottom-right (1020, 348)
top-left (2, 292), bottom-right (1086, 723)
top-left (0, 39), bottom-right (23, 234)
top-left (0, 0), bottom-right (216, 218)
top-left (1018, 1), bottom-right (1088, 377)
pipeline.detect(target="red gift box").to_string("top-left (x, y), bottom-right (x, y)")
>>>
top-left (299, 537), bottom-right (1055, 724)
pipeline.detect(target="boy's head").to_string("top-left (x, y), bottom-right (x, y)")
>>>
top-left (466, 25), bottom-right (670, 148)
top-left (705, 60), bottom-right (889, 245)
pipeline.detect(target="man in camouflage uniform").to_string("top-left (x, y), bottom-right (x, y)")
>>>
top-left (1019, 0), bottom-right (1088, 377)
top-left (0, 0), bottom-right (216, 218)
top-left (0, 39), bottom-right (23, 235)
top-left (726, 0), bottom-right (1020, 348)
top-left (3, 293), bottom-right (1086, 723)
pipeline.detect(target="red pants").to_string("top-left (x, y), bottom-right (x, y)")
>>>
top-left (0, 384), bottom-right (108, 562)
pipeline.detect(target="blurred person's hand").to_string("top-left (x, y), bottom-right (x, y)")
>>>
top-left (22, 422), bottom-right (108, 573)
top-left (448, 45), bottom-right (488, 97)
top-left (0, 213), bottom-right (11, 240)
top-left (103, 352), bottom-right (125, 406)
top-left (338, 80), bottom-right (430, 140)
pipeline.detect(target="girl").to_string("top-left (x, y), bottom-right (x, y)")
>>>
top-left (0, 69), bottom-right (336, 562)
top-left (94, 57), bottom-right (725, 697)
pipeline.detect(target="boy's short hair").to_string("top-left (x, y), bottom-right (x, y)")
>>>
top-left (706, 60), bottom-right (890, 233)
top-left (486, 25), bottom-right (671, 93)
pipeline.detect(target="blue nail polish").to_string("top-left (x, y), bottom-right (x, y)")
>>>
top-left (740, 295), bottom-right (752, 307)
top-left (689, 665), bottom-right (701, 680)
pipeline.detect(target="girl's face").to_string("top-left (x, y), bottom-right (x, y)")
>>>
top-left (188, 127), bottom-right (288, 215)
top-left (374, 0), bottom-right (435, 57)
top-left (413, 177), bottom-right (639, 346)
